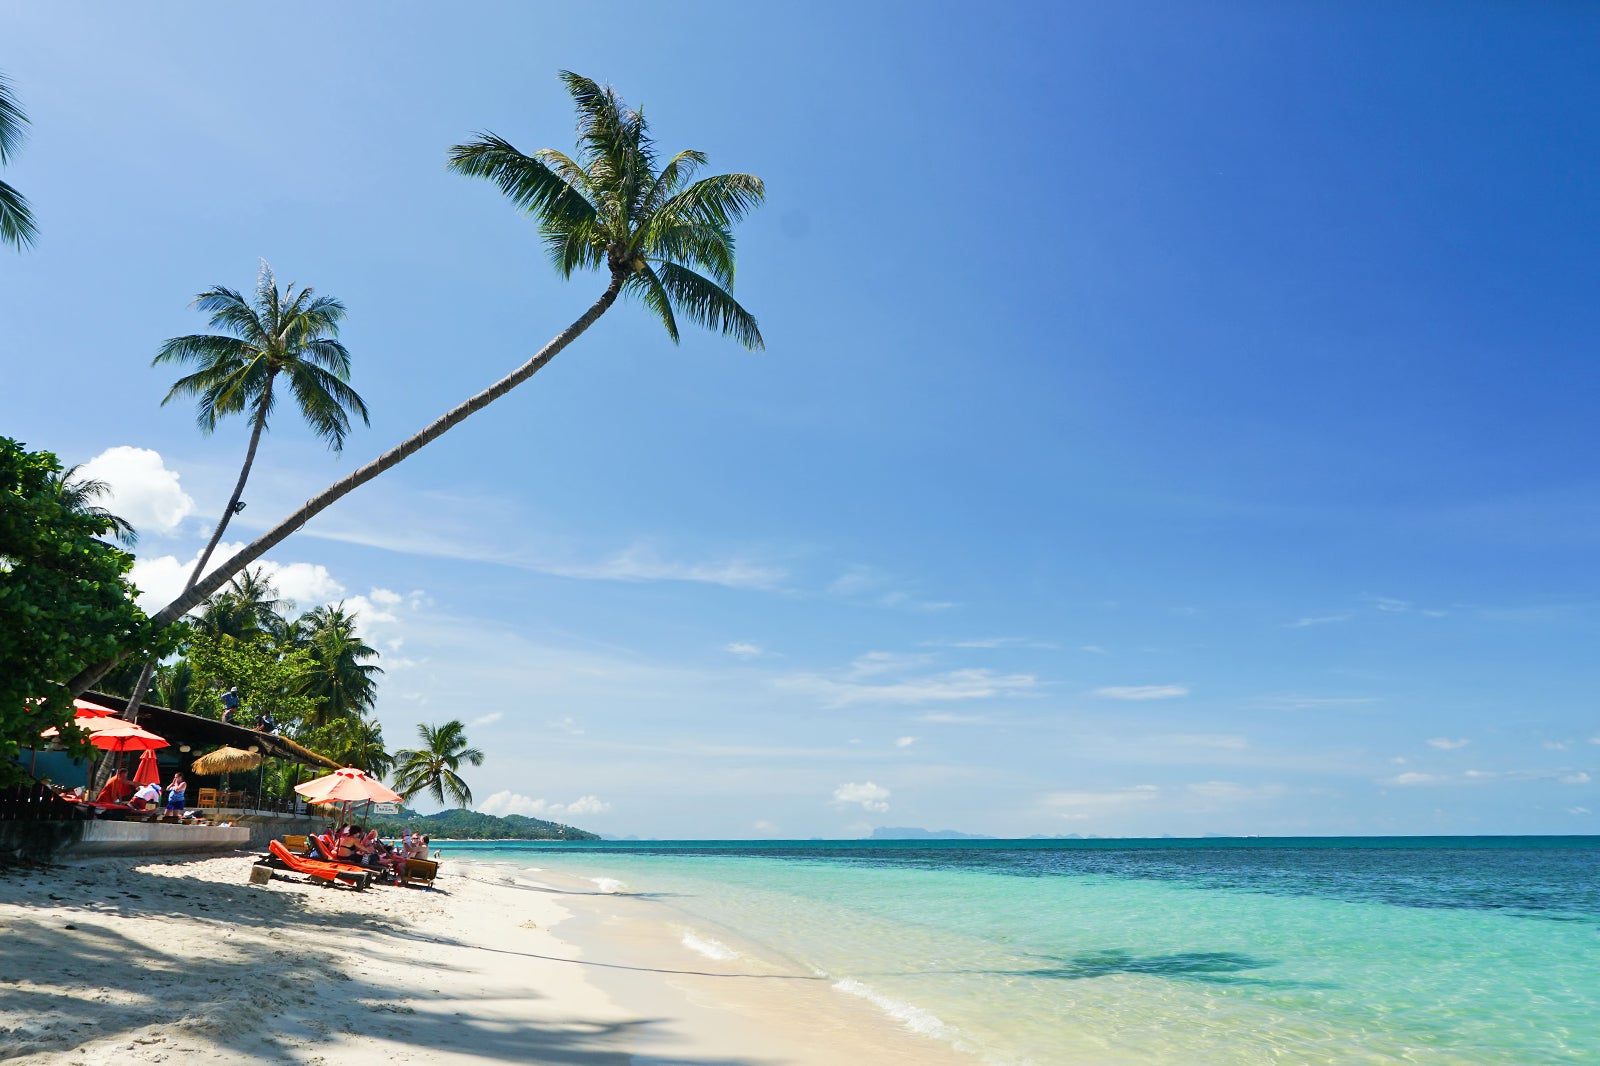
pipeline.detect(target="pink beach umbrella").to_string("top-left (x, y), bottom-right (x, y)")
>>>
top-left (294, 766), bottom-right (402, 826)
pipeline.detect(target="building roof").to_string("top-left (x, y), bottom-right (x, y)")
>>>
top-left (83, 691), bottom-right (342, 772)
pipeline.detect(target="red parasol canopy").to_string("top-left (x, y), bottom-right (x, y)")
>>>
top-left (133, 748), bottom-right (162, 786)
top-left (84, 722), bottom-right (168, 752)
top-left (72, 699), bottom-right (119, 718)
top-left (294, 766), bottom-right (403, 805)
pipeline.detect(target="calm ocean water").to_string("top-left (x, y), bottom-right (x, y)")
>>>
top-left (445, 837), bottom-right (1599, 1065)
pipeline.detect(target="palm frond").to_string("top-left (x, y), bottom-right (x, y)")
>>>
top-left (0, 178), bottom-right (35, 250)
top-left (642, 221), bottom-right (738, 287)
top-left (658, 173), bottom-right (766, 230)
top-left (448, 134), bottom-right (596, 231)
top-left (193, 286), bottom-right (266, 342)
top-left (295, 337), bottom-right (353, 377)
top-left (0, 72), bottom-right (25, 164)
top-left (637, 148), bottom-right (707, 220)
top-left (624, 265), bottom-right (680, 344)
top-left (286, 363), bottom-right (369, 450)
top-left (654, 262), bottom-right (764, 350)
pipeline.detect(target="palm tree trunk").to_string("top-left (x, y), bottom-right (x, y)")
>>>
top-left (98, 394), bottom-right (271, 784)
top-left (68, 275), bottom-right (626, 697)
top-left (188, 395), bottom-right (272, 592)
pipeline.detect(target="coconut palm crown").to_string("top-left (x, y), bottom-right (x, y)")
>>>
top-left (154, 262), bottom-right (370, 586)
top-left (392, 719), bottom-right (484, 808)
top-left (448, 70), bottom-right (764, 350)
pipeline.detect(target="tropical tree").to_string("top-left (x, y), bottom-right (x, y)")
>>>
top-left (0, 439), bottom-right (162, 784)
top-left (303, 712), bottom-right (392, 777)
top-left (105, 266), bottom-right (372, 736)
top-left (154, 263), bottom-right (371, 587)
top-left (51, 466), bottom-right (137, 545)
top-left (392, 719), bottom-right (484, 808)
top-left (295, 603), bottom-right (382, 727)
top-left (0, 71), bottom-right (36, 250)
top-left (68, 70), bottom-right (765, 696)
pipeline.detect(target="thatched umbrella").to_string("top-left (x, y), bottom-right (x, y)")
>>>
top-left (192, 746), bottom-right (263, 805)
top-left (191, 746), bottom-right (262, 775)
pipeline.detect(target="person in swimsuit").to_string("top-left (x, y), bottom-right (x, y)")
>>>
top-left (165, 772), bottom-right (186, 816)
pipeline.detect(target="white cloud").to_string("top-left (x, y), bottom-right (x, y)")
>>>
top-left (1078, 644), bottom-right (1108, 655)
top-left (1569, 807), bottom-right (1591, 816)
top-left (725, 642), bottom-right (764, 660)
top-left (1042, 785), bottom-right (1160, 820)
top-left (471, 712), bottom-right (504, 727)
top-left (1544, 740), bottom-right (1571, 751)
top-left (894, 736), bottom-right (917, 748)
top-left (79, 446), bottom-right (195, 536)
top-left (1559, 772), bottom-right (1591, 785)
top-left (1094, 685), bottom-right (1188, 701)
top-left (1284, 614), bottom-right (1351, 629)
top-left (478, 791), bottom-right (610, 818)
top-left (129, 540), bottom-right (350, 613)
top-left (781, 665), bottom-right (1036, 708)
top-left (916, 712), bottom-right (990, 724)
top-left (551, 716), bottom-right (585, 735)
top-left (752, 819), bottom-right (779, 834)
top-left (833, 781), bottom-right (891, 812)
top-left (1388, 772), bottom-right (1447, 786)
top-left (564, 795), bottom-right (611, 815)
top-left (1426, 738), bottom-right (1470, 751)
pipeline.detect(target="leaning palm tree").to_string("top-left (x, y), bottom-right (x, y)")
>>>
top-left (0, 71), bottom-right (37, 250)
top-left (392, 720), bottom-right (484, 808)
top-left (68, 71), bottom-right (764, 697)
top-left (156, 262), bottom-right (371, 588)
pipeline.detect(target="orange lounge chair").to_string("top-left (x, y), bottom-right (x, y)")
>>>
top-left (265, 840), bottom-right (370, 889)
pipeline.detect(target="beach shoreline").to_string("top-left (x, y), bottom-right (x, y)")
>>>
top-left (0, 851), bottom-right (975, 1065)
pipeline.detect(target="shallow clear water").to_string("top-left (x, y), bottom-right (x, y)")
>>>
top-left (445, 838), bottom-right (1600, 1064)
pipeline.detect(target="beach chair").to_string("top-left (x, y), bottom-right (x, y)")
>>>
top-left (264, 840), bottom-right (370, 889)
top-left (282, 834), bottom-right (309, 853)
top-left (196, 788), bottom-right (219, 809)
top-left (402, 857), bottom-right (439, 887)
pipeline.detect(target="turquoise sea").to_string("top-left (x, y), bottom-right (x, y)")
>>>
top-left (446, 837), bottom-right (1598, 1065)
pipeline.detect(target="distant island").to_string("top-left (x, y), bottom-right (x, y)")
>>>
top-left (870, 827), bottom-right (995, 840)
top-left (362, 806), bottom-right (600, 841)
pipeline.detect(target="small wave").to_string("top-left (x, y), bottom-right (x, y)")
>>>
top-left (832, 978), bottom-right (952, 1040)
top-left (590, 877), bottom-right (627, 893)
top-left (681, 930), bottom-right (739, 961)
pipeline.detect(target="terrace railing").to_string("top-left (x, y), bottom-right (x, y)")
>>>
top-left (0, 782), bottom-right (91, 822)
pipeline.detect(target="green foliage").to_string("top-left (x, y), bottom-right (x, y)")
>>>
top-left (392, 719), bottom-right (484, 807)
top-left (185, 633), bottom-right (317, 731)
top-left (0, 71), bottom-right (36, 250)
top-left (362, 806), bottom-right (599, 841)
top-left (0, 439), bottom-right (164, 785)
top-left (448, 71), bottom-right (765, 350)
top-left (154, 262), bottom-right (369, 450)
top-left (298, 712), bottom-right (391, 777)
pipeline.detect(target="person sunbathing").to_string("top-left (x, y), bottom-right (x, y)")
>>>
top-left (95, 770), bottom-right (134, 804)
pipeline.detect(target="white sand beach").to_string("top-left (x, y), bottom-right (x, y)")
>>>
top-left (0, 852), bottom-right (972, 1065)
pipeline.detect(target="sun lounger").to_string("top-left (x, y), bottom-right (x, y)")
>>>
top-left (264, 840), bottom-right (370, 889)
top-left (403, 857), bottom-right (439, 887)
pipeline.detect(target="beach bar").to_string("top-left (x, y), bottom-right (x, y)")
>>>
top-left (5, 691), bottom-right (344, 861)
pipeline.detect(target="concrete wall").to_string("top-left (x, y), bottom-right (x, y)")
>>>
top-left (58, 821), bottom-right (250, 857)
top-left (0, 820), bottom-right (83, 863)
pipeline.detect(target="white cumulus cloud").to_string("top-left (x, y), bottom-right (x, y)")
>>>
top-left (1426, 737), bottom-right (1470, 750)
top-left (725, 642), bottom-right (764, 659)
top-left (1388, 772), bottom-right (1447, 786)
top-left (833, 781), bottom-right (891, 812)
top-left (79, 446), bottom-right (195, 535)
top-left (895, 736), bottom-right (917, 748)
top-left (478, 791), bottom-right (610, 818)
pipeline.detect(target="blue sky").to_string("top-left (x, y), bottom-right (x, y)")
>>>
top-left (4, 2), bottom-right (1598, 837)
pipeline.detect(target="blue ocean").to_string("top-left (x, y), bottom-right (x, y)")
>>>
top-left (446, 837), bottom-right (1598, 1064)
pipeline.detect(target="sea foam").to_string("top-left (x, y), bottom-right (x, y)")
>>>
top-left (680, 930), bottom-right (739, 960)
top-left (832, 978), bottom-right (952, 1040)
top-left (589, 877), bottom-right (627, 893)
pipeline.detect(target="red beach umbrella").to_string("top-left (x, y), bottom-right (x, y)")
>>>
top-left (72, 699), bottom-right (120, 717)
top-left (85, 723), bottom-right (168, 752)
top-left (133, 748), bottom-right (162, 786)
